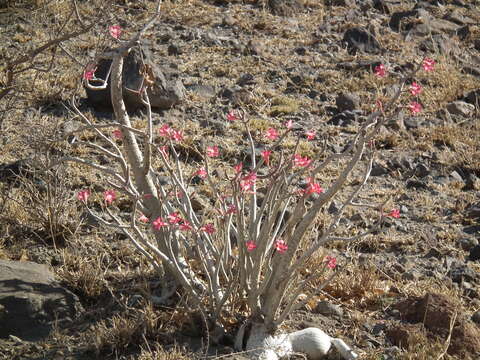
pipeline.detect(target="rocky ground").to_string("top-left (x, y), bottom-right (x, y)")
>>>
top-left (1, 0), bottom-right (480, 359)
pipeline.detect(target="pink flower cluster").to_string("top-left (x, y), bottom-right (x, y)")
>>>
top-left (158, 124), bottom-right (184, 142)
top-left (374, 58), bottom-right (435, 115)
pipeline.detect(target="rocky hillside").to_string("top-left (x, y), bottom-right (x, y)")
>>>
top-left (0, 0), bottom-right (479, 359)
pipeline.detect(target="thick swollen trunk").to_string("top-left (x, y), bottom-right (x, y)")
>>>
top-left (235, 322), bottom-right (358, 360)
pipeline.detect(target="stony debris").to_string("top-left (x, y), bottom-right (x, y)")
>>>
top-left (85, 42), bottom-right (185, 112)
top-left (0, 260), bottom-right (83, 341)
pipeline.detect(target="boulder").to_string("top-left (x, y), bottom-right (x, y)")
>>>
top-left (85, 42), bottom-right (185, 113)
top-left (0, 260), bottom-right (83, 341)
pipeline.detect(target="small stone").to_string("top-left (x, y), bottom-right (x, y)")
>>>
top-left (371, 162), bottom-right (389, 176)
top-left (458, 238), bottom-right (479, 251)
top-left (372, 322), bottom-right (386, 335)
top-left (167, 43), bottom-right (181, 56)
top-left (403, 117), bottom-right (423, 130)
top-left (343, 27), bottom-right (381, 54)
top-left (469, 245), bottom-right (480, 261)
top-left (446, 101), bottom-right (475, 117)
top-left (466, 203), bottom-right (480, 219)
top-left (415, 163), bottom-right (430, 178)
top-left (464, 89), bottom-right (480, 108)
top-left (472, 310), bottom-right (480, 324)
top-left (390, 10), bottom-right (418, 32)
top-left (336, 92), bottom-right (360, 112)
top-left (450, 170), bottom-right (464, 183)
top-left (402, 271), bottom-right (420, 281)
top-left (314, 300), bottom-right (343, 318)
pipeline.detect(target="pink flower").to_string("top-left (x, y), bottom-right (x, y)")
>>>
top-left (179, 221), bottom-right (193, 231)
top-left (207, 146), bottom-right (219, 158)
top-left (167, 212), bottom-right (182, 224)
top-left (240, 172), bottom-right (257, 192)
top-left (226, 204), bottom-right (237, 215)
top-left (139, 214), bottom-right (149, 223)
top-left (103, 190), bottom-right (116, 205)
top-left (388, 208), bottom-right (400, 218)
top-left (261, 150), bottom-right (272, 166)
top-left (170, 129), bottom-right (183, 142)
top-left (304, 177), bottom-right (324, 195)
top-left (293, 154), bottom-right (312, 168)
top-left (265, 128), bottom-right (279, 141)
top-left (152, 217), bottom-right (168, 230)
top-left (109, 25), bottom-right (122, 39)
top-left (275, 239), bottom-right (288, 254)
top-left (234, 162), bottom-right (243, 174)
top-left (201, 223), bottom-right (216, 234)
top-left (226, 110), bottom-right (238, 122)
top-left (143, 193), bottom-right (153, 199)
top-left (159, 145), bottom-right (169, 158)
top-left (305, 130), bottom-right (316, 140)
top-left (410, 82), bottom-right (422, 96)
top-left (112, 129), bottom-right (123, 139)
top-left (285, 120), bottom-right (293, 129)
top-left (374, 64), bottom-right (387, 77)
top-left (158, 124), bottom-right (171, 137)
top-left (408, 101), bottom-right (422, 114)
top-left (422, 58), bottom-right (435, 72)
top-left (325, 255), bottom-right (337, 269)
top-left (195, 167), bottom-right (207, 179)
top-left (246, 241), bottom-right (257, 251)
top-left (77, 189), bottom-right (90, 202)
top-left (83, 70), bottom-right (95, 81)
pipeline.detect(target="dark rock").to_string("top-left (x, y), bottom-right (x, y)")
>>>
top-left (466, 203), bottom-right (480, 219)
top-left (186, 84), bottom-right (216, 99)
top-left (409, 18), bottom-right (459, 38)
top-left (462, 173), bottom-right (478, 191)
top-left (472, 310), bottom-right (480, 325)
top-left (456, 25), bottom-right (470, 41)
top-left (446, 101), bottom-right (475, 117)
top-left (328, 110), bottom-right (360, 126)
top-left (237, 73), bottom-right (255, 86)
top-left (415, 163), bottom-right (430, 178)
top-left (448, 265), bottom-right (478, 283)
top-left (267, 0), bottom-right (304, 16)
top-left (218, 87), bottom-right (235, 100)
top-left (314, 301), bottom-right (343, 318)
top-left (85, 42), bottom-right (185, 112)
top-left (328, 200), bottom-right (341, 214)
top-left (462, 66), bottom-right (480, 78)
top-left (335, 92), bottom-right (360, 112)
top-left (343, 27), bottom-right (381, 54)
top-left (373, 0), bottom-right (393, 14)
top-left (469, 245), bottom-right (480, 262)
top-left (406, 179), bottom-right (428, 190)
top-left (463, 89), bottom-right (480, 108)
top-left (167, 43), bottom-right (181, 56)
top-left (444, 10), bottom-right (477, 26)
top-left (475, 39), bottom-right (480, 52)
top-left (458, 238), bottom-right (479, 251)
top-left (0, 260), bottom-right (83, 341)
top-left (0, 158), bottom-right (36, 183)
top-left (294, 47), bottom-right (306, 55)
top-left (389, 10), bottom-right (418, 32)
top-left (419, 34), bottom-right (460, 56)
top-left (371, 162), bottom-right (389, 176)
top-left (403, 117), bottom-right (423, 130)
top-left (463, 225), bottom-right (480, 235)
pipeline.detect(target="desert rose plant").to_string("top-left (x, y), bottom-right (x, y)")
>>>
top-left (58, 2), bottom-right (435, 359)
